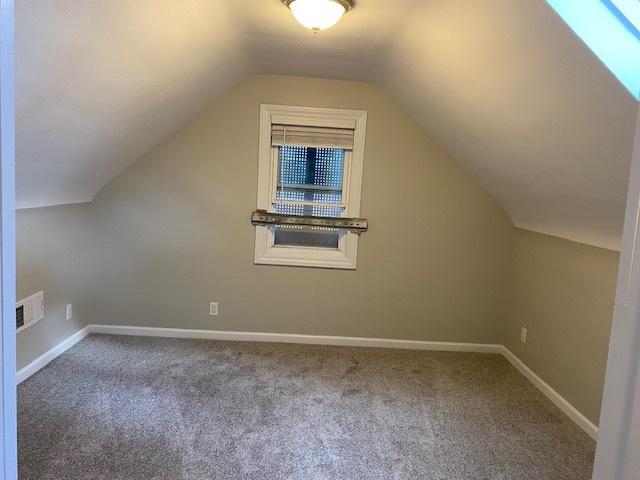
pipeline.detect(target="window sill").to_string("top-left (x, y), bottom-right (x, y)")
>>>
top-left (254, 226), bottom-right (358, 270)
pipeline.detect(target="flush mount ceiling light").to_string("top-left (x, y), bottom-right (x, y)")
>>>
top-left (283, 0), bottom-right (354, 31)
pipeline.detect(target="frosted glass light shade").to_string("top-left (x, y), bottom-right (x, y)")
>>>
top-left (285, 0), bottom-right (353, 31)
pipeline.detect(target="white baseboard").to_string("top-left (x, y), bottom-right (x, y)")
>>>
top-left (17, 324), bottom-right (598, 440)
top-left (499, 346), bottom-right (598, 440)
top-left (17, 325), bottom-right (91, 384)
top-left (87, 324), bottom-right (503, 353)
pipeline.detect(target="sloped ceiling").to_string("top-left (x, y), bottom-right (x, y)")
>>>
top-left (17, 0), bottom-right (638, 249)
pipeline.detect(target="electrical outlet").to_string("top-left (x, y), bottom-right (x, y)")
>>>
top-left (66, 303), bottom-right (73, 320)
top-left (209, 302), bottom-right (219, 316)
top-left (520, 327), bottom-right (527, 343)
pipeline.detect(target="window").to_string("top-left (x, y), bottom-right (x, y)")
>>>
top-left (546, 0), bottom-right (640, 99)
top-left (610, 0), bottom-right (640, 30)
top-left (254, 104), bottom-right (367, 269)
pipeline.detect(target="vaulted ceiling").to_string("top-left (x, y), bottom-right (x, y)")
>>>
top-left (17, 0), bottom-right (638, 249)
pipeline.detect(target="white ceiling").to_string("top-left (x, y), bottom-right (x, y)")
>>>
top-left (17, 0), bottom-right (638, 249)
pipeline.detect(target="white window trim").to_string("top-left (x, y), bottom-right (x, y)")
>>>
top-left (592, 110), bottom-right (640, 480)
top-left (254, 104), bottom-right (367, 270)
top-left (0, 0), bottom-right (17, 478)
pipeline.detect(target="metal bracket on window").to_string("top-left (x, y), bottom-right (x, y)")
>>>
top-left (251, 210), bottom-right (368, 234)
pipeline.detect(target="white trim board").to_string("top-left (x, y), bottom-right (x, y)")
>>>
top-left (16, 326), bottom-right (90, 384)
top-left (17, 324), bottom-right (598, 441)
top-left (0, 1), bottom-right (17, 477)
top-left (88, 324), bottom-right (503, 352)
top-left (499, 346), bottom-right (598, 440)
top-left (593, 111), bottom-right (640, 480)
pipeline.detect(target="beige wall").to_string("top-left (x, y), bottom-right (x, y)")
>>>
top-left (505, 228), bottom-right (619, 424)
top-left (16, 204), bottom-right (90, 370)
top-left (15, 75), bottom-right (622, 432)
top-left (88, 74), bottom-right (514, 342)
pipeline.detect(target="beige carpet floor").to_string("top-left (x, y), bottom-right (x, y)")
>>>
top-left (18, 334), bottom-right (595, 479)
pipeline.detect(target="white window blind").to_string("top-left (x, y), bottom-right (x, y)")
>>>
top-left (271, 124), bottom-right (355, 149)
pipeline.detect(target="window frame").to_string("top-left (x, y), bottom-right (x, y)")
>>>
top-left (254, 104), bottom-right (367, 270)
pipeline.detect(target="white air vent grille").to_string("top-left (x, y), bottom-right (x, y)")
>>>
top-left (16, 291), bottom-right (44, 333)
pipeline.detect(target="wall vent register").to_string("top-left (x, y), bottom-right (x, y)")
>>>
top-left (254, 104), bottom-right (367, 269)
top-left (16, 291), bottom-right (44, 333)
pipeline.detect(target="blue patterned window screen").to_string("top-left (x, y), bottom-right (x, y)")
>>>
top-left (275, 146), bottom-right (345, 207)
top-left (273, 146), bottom-right (345, 248)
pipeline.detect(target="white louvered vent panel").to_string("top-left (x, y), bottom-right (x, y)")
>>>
top-left (16, 291), bottom-right (44, 333)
